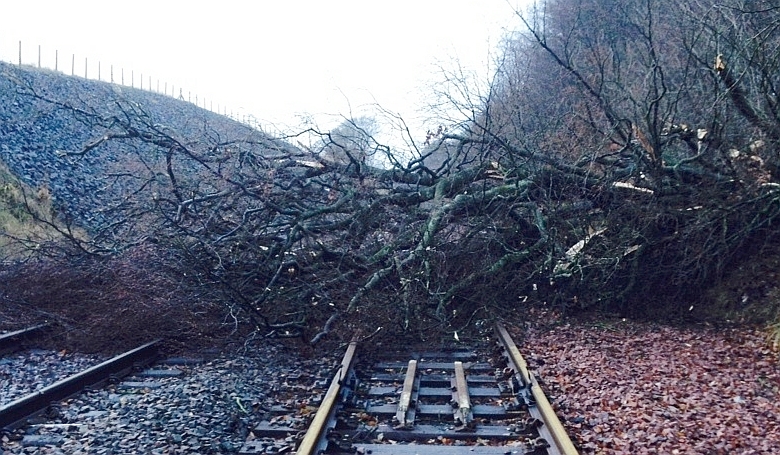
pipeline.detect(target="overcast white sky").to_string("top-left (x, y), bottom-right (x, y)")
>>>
top-left (1, 1), bottom-right (527, 144)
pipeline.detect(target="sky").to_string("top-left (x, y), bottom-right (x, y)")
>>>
top-left (1, 1), bottom-right (527, 146)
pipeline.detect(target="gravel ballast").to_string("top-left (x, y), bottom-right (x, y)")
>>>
top-left (1, 342), bottom-right (337, 454)
top-left (0, 350), bottom-right (107, 407)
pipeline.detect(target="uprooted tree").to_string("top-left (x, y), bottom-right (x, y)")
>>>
top-left (2, 0), bottom-right (780, 344)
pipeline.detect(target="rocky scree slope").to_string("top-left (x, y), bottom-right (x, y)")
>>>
top-left (0, 61), bottom-right (296, 230)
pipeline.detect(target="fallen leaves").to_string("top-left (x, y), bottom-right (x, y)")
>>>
top-left (522, 321), bottom-right (780, 454)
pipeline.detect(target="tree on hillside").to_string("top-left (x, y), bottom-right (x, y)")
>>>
top-left (471, 0), bottom-right (780, 312)
top-left (317, 116), bottom-right (383, 169)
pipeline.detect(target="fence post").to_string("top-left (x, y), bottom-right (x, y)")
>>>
top-left (55, 50), bottom-right (58, 71)
top-left (38, 45), bottom-right (41, 68)
top-left (132, 70), bottom-right (134, 87)
top-left (71, 54), bottom-right (75, 76)
top-left (85, 57), bottom-right (88, 78)
top-left (111, 65), bottom-right (114, 83)
top-left (140, 73), bottom-right (143, 90)
top-left (18, 40), bottom-right (21, 66)
top-left (121, 68), bottom-right (124, 85)
top-left (98, 61), bottom-right (101, 81)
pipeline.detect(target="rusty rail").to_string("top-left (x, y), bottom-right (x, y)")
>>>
top-left (496, 323), bottom-right (579, 455)
top-left (295, 341), bottom-right (358, 455)
top-left (0, 339), bottom-right (159, 430)
top-left (0, 323), bottom-right (51, 354)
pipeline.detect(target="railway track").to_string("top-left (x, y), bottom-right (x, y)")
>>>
top-left (0, 323), bottom-right (51, 355)
top-left (0, 335), bottom-right (160, 431)
top-left (1, 323), bottom-right (314, 453)
top-left (1, 322), bottom-right (576, 453)
top-left (242, 323), bottom-right (578, 455)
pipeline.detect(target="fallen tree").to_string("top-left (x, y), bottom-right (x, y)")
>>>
top-left (3, 0), bottom-right (780, 345)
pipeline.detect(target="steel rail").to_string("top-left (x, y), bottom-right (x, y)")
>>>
top-left (495, 323), bottom-right (579, 455)
top-left (0, 323), bottom-right (51, 354)
top-left (0, 339), bottom-right (159, 430)
top-left (296, 341), bottom-right (358, 455)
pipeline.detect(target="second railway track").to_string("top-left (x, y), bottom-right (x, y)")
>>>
top-left (0, 324), bottom-right (334, 454)
top-left (0, 339), bottom-right (160, 430)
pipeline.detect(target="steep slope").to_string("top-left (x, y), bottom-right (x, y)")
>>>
top-left (0, 61), bottom-right (295, 229)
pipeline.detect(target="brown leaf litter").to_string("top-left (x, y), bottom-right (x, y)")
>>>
top-left (518, 320), bottom-right (780, 454)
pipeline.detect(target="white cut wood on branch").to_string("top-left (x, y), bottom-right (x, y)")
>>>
top-left (553, 227), bottom-right (606, 275)
top-left (613, 181), bottom-right (654, 194)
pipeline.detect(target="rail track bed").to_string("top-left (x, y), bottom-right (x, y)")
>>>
top-left (0, 324), bottom-right (113, 414)
top-left (242, 324), bottom-right (578, 455)
top-left (0, 339), bottom-right (161, 431)
top-left (0, 323), bottom-right (576, 454)
top-left (0, 348), bottom-right (109, 408)
top-left (0, 326), bottom-right (331, 454)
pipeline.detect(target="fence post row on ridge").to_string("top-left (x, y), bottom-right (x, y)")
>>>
top-left (6, 40), bottom-right (259, 127)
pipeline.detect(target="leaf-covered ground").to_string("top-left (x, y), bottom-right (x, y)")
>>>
top-left (519, 318), bottom-right (780, 454)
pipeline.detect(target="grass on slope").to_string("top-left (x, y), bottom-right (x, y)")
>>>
top-left (0, 158), bottom-right (82, 259)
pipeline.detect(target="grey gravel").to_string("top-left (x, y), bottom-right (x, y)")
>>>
top-left (1, 343), bottom-right (339, 454)
top-left (0, 350), bottom-right (107, 406)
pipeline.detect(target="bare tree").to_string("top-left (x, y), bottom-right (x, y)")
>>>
top-left (317, 116), bottom-right (383, 168)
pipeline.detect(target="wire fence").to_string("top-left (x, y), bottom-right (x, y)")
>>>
top-left (2, 40), bottom-right (261, 129)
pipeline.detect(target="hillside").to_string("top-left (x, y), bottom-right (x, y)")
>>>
top-left (0, 61), bottom-right (295, 229)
